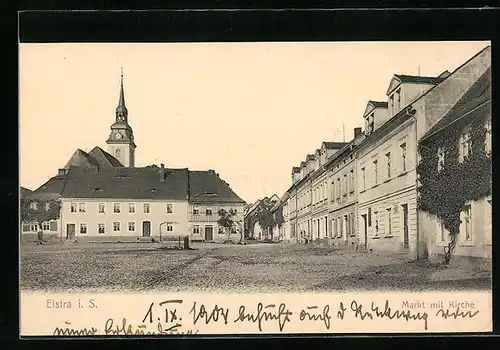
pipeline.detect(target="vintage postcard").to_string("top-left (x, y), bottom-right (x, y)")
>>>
top-left (19, 41), bottom-right (492, 336)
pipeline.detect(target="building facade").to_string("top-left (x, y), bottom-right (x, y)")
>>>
top-left (418, 68), bottom-right (491, 259)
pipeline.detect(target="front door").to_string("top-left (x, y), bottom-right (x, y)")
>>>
top-left (361, 214), bottom-right (368, 249)
top-left (402, 204), bottom-right (409, 248)
top-left (66, 224), bottom-right (75, 240)
top-left (142, 221), bottom-right (151, 237)
top-left (205, 226), bottom-right (213, 241)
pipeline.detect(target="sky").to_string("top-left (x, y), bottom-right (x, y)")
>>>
top-left (19, 41), bottom-right (490, 204)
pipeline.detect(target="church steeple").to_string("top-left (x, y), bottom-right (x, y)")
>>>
top-left (116, 67), bottom-right (128, 122)
top-left (107, 68), bottom-right (136, 168)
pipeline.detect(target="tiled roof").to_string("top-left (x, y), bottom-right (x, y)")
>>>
top-left (88, 146), bottom-right (124, 167)
top-left (64, 146), bottom-right (123, 170)
top-left (189, 170), bottom-right (246, 204)
top-left (61, 166), bottom-right (189, 200)
top-left (394, 74), bottom-right (445, 85)
top-left (368, 100), bottom-right (388, 108)
top-left (422, 68), bottom-right (491, 141)
top-left (25, 175), bottom-right (68, 200)
top-left (20, 187), bottom-right (32, 198)
top-left (323, 141), bottom-right (349, 149)
top-left (57, 166), bottom-right (245, 203)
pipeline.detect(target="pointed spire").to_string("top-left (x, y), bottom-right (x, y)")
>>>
top-left (116, 67), bottom-right (128, 119)
top-left (118, 67), bottom-right (126, 108)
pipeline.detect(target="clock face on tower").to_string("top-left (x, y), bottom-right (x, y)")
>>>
top-left (115, 133), bottom-right (122, 140)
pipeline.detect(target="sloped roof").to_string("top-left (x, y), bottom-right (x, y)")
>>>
top-left (189, 170), bottom-right (246, 204)
top-left (368, 100), bottom-right (388, 108)
top-left (20, 187), bottom-right (32, 197)
top-left (61, 166), bottom-right (189, 200)
top-left (306, 154), bottom-right (315, 161)
top-left (64, 146), bottom-right (123, 170)
top-left (292, 167), bottom-right (300, 173)
top-left (422, 68), bottom-right (491, 141)
top-left (88, 146), bottom-right (124, 167)
top-left (25, 175), bottom-right (68, 200)
top-left (323, 141), bottom-right (349, 149)
top-left (394, 74), bottom-right (445, 85)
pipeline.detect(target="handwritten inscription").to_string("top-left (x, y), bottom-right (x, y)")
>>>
top-left (50, 298), bottom-right (483, 335)
top-left (233, 302), bottom-right (293, 332)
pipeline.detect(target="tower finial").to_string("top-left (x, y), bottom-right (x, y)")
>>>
top-left (116, 67), bottom-right (127, 118)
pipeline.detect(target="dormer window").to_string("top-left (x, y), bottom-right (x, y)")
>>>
top-left (395, 88), bottom-right (401, 113)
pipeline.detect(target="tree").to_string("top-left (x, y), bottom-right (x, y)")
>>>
top-left (417, 112), bottom-right (491, 264)
top-left (217, 208), bottom-right (240, 242)
top-left (20, 197), bottom-right (61, 242)
top-left (256, 200), bottom-right (275, 241)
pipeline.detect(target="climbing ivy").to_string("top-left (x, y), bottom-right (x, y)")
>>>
top-left (416, 109), bottom-right (491, 263)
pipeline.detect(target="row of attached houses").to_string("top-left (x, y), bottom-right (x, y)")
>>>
top-left (281, 46), bottom-right (492, 260)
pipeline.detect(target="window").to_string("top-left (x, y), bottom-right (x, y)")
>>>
top-left (98, 203), bottom-right (105, 213)
top-left (373, 159), bottom-right (378, 184)
top-left (337, 178), bottom-right (341, 199)
top-left (459, 130), bottom-right (472, 162)
top-left (128, 222), bottom-right (135, 231)
top-left (361, 167), bottom-right (366, 190)
top-left (395, 89), bottom-right (401, 112)
top-left (437, 147), bottom-right (445, 172)
top-left (343, 174), bottom-right (348, 196)
top-left (485, 118), bottom-right (491, 153)
top-left (167, 223), bottom-right (174, 232)
top-left (129, 203), bottom-right (135, 213)
top-left (98, 224), bottom-right (105, 234)
top-left (386, 152), bottom-right (391, 179)
top-left (345, 215), bottom-right (349, 236)
top-left (42, 222), bottom-right (50, 231)
top-left (45, 203), bottom-right (50, 211)
top-left (29, 223), bottom-right (39, 231)
top-left (331, 180), bottom-right (335, 200)
top-left (78, 203), bottom-right (86, 213)
top-left (70, 203), bottom-right (77, 213)
top-left (386, 208), bottom-right (392, 236)
top-left (115, 149), bottom-right (121, 159)
top-left (439, 221), bottom-right (447, 242)
top-left (80, 223), bottom-right (87, 234)
top-left (333, 218), bottom-right (337, 237)
top-left (143, 203), bottom-right (150, 214)
top-left (369, 114), bottom-right (374, 133)
top-left (350, 213), bottom-right (355, 236)
top-left (206, 208), bottom-right (212, 216)
top-left (399, 142), bottom-right (407, 172)
top-left (339, 218), bottom-right (343, 238)
top-left (29, 202), bottom-right (37, 210)
top-left (389, 95), bottom-right (394, 115)
top-left (463, 204), bottom-right (472, 241)
top-left (349, 170), bottom-right (354, 193)
top-left (166, 204), bottom-right (173, 214)
top-left (193, 207), bottom-right (200, 215)
top-left (113, 203), bottom-right (120, 213)
top-left (193, 225), bottom-right (200, 234)
top-left (374, 211), bottom-right (379, 236)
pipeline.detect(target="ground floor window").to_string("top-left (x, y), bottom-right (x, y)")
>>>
top-left (42, 222), bottom-right (50, 231)
top-left (80, 223), bottom-right (87, 234)
top-left (30, 223), bottom-right (39, 231)
top-left (128, 222), bottom-right (135, 232)
top-left (461, 204), bottom-right (473, 243)
top-left (167, 223), bottom-right (174, 232)
top-left (98, 224), bottom-right (105, 234)
top-left (193, 225), bottom-right (200, 234)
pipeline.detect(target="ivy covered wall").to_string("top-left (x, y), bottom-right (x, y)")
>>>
top-left (416, 104), bottom-right (491, 238)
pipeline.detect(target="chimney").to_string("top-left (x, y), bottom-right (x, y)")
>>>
top-left (159, 163), bottom-right (165, 181)
top-left (354, 127), bottom-right (362, 138)
top-left (438, 70), bottom-right (451, 79)
top-left (58, 168), bottom-right (67, 176)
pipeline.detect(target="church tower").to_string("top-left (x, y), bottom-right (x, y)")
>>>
top-left (106, 68), bottom-right (136, 167)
